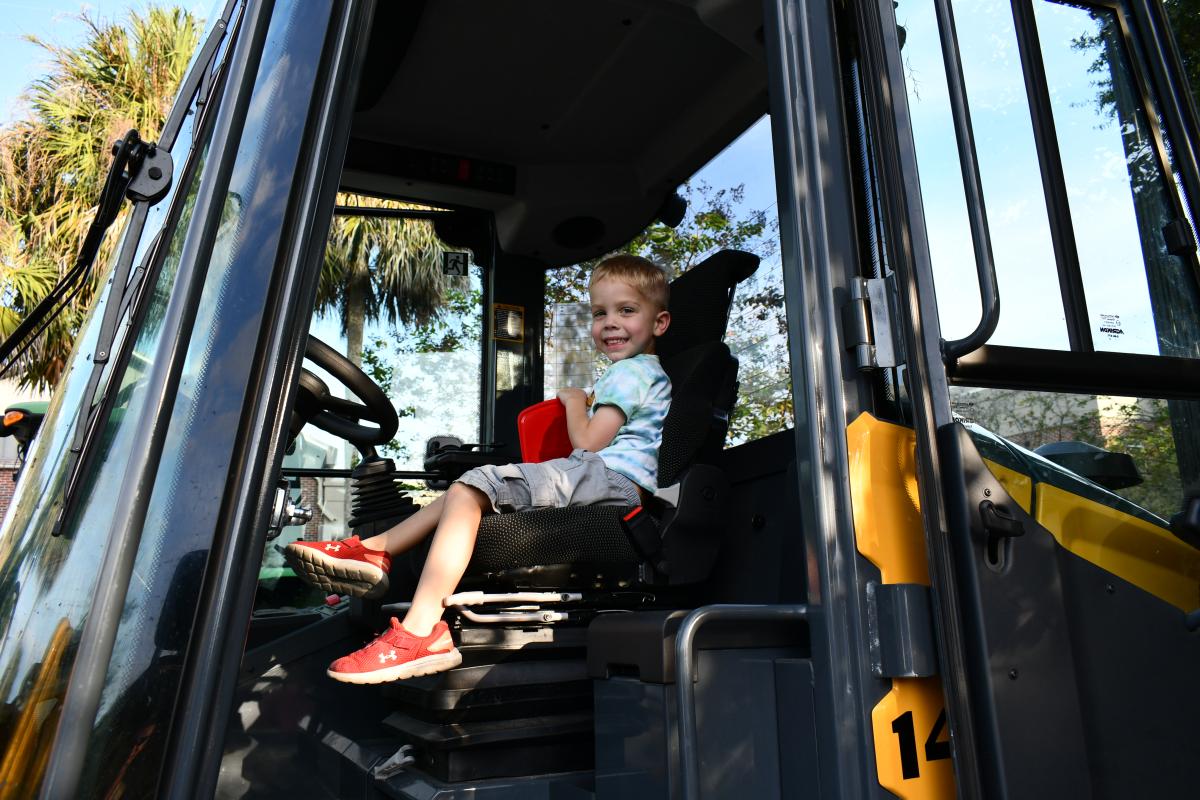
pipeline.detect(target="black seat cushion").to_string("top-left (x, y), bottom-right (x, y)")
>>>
top-left (469, 505), bottom-right (639, 573)
top-left (466, 340), bottom-right (733, 574)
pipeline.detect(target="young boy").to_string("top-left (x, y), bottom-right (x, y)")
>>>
top-left (285, 254), bottom-right (672, 684)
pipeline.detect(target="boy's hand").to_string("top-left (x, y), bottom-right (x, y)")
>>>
top-left (558, 388), bottom-right (624, 452)
top-left (557, 388), bottom-right (587, 408)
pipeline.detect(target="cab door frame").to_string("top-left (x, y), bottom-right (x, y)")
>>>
top-left (765, 0), bottom-right (912, 796)
top-left (38, 0), bottom-right (379, 797)
top-left (853, 0), bottom-right (1200, 796)
top-left (163, 1), bottom-right (379, 796)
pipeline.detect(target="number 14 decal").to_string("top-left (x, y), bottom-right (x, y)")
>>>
top-left (891, 709), bottom-right (952, 779)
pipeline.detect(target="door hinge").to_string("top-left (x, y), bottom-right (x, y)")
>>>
top-left (866, 582), bottom-right (937, 678)
top-left (843, 275), bottom-right (900, 370)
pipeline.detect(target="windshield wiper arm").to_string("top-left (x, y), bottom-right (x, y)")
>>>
top-left (46, 2), bottom-right (245, 538)
top-left (0, 130), bottom-right (172, 378)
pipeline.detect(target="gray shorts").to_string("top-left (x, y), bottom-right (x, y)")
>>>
top-left (455, 449), bottom-right (641, 513)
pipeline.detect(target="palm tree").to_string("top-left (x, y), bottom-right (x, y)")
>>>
top-left (0, 8), bottom-right (203, 389)
top-left (318, 193), bottom-right (452, 366)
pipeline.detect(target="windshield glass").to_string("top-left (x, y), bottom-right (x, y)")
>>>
top-left (0, 11), bottom-right (227, 793)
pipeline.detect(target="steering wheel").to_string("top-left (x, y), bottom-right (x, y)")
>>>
top-left (290, 335), bottom-right (399, 448)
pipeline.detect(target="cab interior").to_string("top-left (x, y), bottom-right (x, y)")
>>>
top-left (219, 2), bottom-right (819, 797)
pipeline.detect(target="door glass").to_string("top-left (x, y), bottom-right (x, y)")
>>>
top-left (0, 71), bottom-right (211, 800)
top-left (1033, 0), bottom-right (1200, 357)
top-left (900, 0), bottom-right (1070, 349)
top-left (80, 0), bottom-right (335, 790)
top-left (951, 385), bottom-right (1190, 522)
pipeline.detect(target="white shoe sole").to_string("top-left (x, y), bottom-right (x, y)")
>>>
top-left (326, 649), bottom-right (463, 684)
top-left (282, 543), bottom-right (389, 599)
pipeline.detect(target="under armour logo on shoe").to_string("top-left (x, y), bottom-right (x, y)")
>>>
top-left (325, 543), bottom-right (341, 552)
top-left (379, 650), bottom-right (397, 663)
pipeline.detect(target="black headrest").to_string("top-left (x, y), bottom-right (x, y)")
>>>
top-left (657, 250), bottom-right (759, 358)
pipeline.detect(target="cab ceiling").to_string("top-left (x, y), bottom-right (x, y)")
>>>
top-left (342, 0), bottom-right (768, 267)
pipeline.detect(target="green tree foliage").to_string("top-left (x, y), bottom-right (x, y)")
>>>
top-left (544, 181), bottom-right (791, 443)
top-left (1164, 0), bottom-right (1199, 115)
top-left (0, 8), bottom-right (202, 389)
top-left (544, 182), bottom-right (773, 306)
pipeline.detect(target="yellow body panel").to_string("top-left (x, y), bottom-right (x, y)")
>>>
top-left (981, 460), bottom-right (1032, 514)
top-left (847, 414), bottom-right (928, 585)
top-left (1035, 482), bottom-right (1200, 611)
top-left (848, 413), bottom-right (955, 799)
top-left (0, 618), bottom-right (71, 800)
top-left (871, 678), bottom-right (956, 798)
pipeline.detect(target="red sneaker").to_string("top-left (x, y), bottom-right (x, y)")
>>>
top-left (283, 535), bottom-right (391, 599)
top-left (327, 619), bottom-right (461, 684)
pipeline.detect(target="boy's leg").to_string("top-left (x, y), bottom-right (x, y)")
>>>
top-left (282, 493), bottom-right (448, 598)
top-left (401, 482), bottom-right (491, 636)
top-left (361, 493), bottom-right (446, 554)
top-left (323, 483), bottom-right (487, 684)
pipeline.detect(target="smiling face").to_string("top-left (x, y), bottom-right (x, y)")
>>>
top-left (589, 276), bottom-right (671, 362)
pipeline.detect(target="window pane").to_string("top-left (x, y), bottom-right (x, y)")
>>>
top-left (0, 66), bottom-right (209, 800)
top-left (543, 115), bottom-right (792, 447)
top-left (306, 214), bottom-right (484, 472)
top-left (81, 0), bottom-right (335, 789)
top-left (259, 212), bottom-right (486, 607)
top-left (951, 385), bottom-right (1190, 521)
top-left (901, 0), bottom-right (1070, 349)
top-left (1034, 0), bottom-right (1200, 357)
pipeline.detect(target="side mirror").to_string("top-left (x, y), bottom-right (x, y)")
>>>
top-left (1034, 440), bottom-right (1142, 491)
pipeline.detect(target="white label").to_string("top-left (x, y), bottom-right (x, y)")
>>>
top-left (1097, 313), bottom-right (1125, 340)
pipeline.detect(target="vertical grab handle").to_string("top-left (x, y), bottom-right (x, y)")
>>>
top-left (932, 0), bottom-right (1002, 361)
top-left (675, 604), bottom-right (810, 800)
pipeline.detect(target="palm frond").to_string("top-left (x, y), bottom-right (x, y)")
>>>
top-left (320, 193), bottom-right (457, 334)
top-left (0, 6), bottom-right (203, 388)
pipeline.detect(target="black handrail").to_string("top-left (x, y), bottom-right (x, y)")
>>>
top-left (675, 604), bottom-right (810, 800)
top-left (948, 344), bottom-right (1200, 399)
top-left (933, 0), bottom-right (1001, 361)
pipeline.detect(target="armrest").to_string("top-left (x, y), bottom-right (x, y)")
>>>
top-left (625, 465), bottom-right (731, 586)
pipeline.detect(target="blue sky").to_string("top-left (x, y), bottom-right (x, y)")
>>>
top-left (0, 1), bottom-right (210, 125)
top-left (901, 0), bottom-right (1165, 356)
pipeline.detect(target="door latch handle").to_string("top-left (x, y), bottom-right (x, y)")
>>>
top-left (979, 500), bottom-right (1024, 538)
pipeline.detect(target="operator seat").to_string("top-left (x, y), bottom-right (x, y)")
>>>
top-left (462, 248), bottom-right (759, 590)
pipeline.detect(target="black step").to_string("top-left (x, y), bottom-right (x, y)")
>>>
top-left (382, 656), bottom-right (592, 722)
top-left (382, 712), bottom-right (594, 782)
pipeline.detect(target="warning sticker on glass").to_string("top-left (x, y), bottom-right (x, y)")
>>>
top-left (1097, 313), bottom-right (1125, 341)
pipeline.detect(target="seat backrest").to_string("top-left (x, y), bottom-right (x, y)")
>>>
top-left (655, 250), bottom-right (759, 486)
top-left (656, 250), bottom-right (759, 358)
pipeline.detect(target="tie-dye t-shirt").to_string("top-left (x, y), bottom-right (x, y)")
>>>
top-left (590, 354), bottom-right (672, 491)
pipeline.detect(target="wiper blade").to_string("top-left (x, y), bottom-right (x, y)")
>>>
top-left (47, 1), bottom-right (245, 538)
top-left (0, 130), bottom-right (172, 378)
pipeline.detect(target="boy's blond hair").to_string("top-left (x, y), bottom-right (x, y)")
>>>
top-left (590, 254), bottom-right (670, 311)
